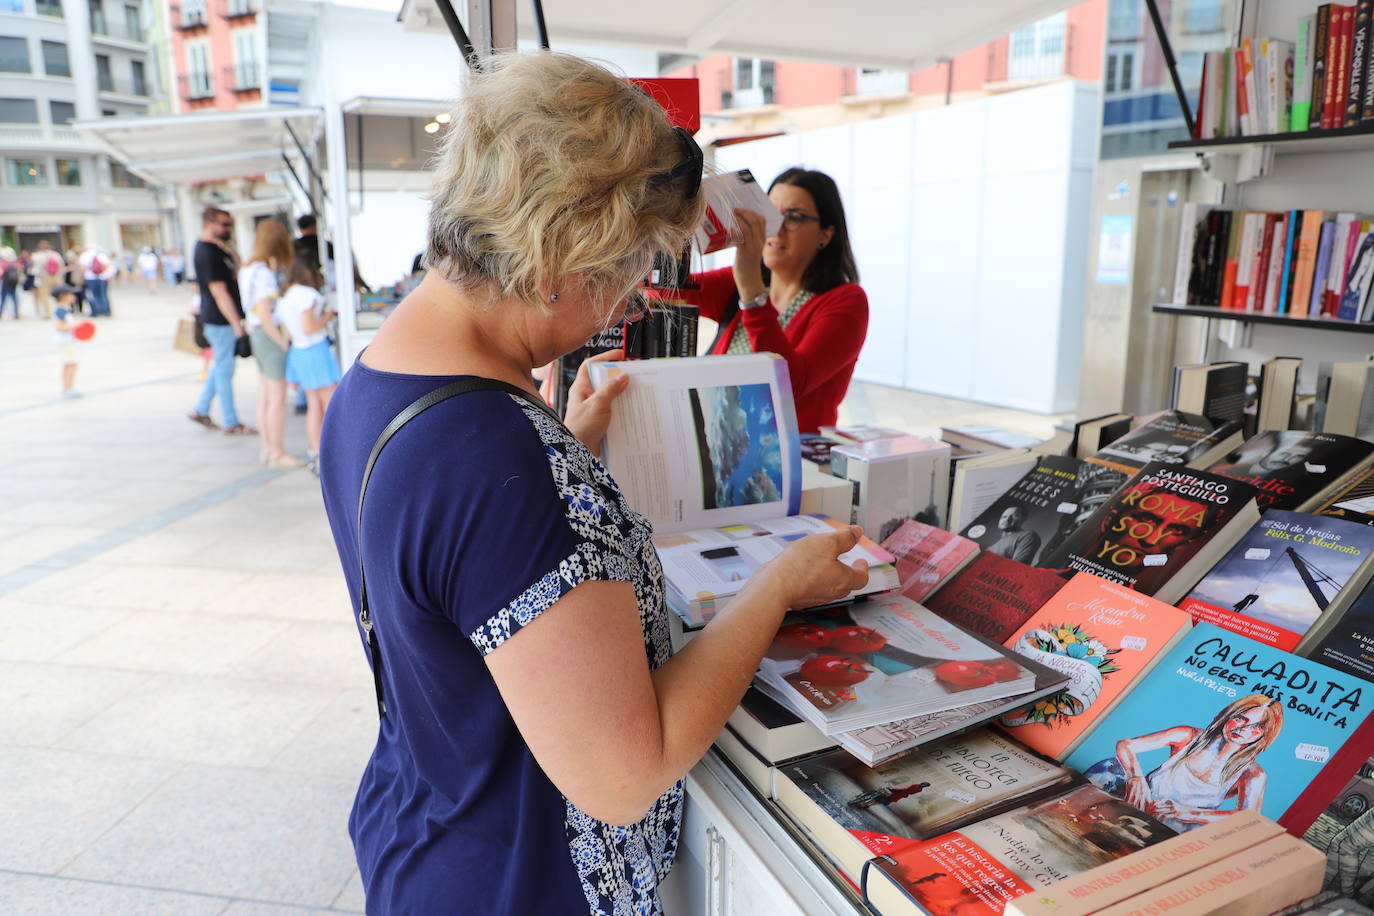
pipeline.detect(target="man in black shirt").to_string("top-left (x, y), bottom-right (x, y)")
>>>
top-left (189, 207), bottom-right (254, 434)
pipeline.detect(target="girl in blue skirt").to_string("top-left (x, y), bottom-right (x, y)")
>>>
top-left (279, 260), bottom-right (340, 474)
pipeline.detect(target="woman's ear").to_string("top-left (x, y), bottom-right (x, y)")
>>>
top-left (820, 226), bottom-right (835, 249)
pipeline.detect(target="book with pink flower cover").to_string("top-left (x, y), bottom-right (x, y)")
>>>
top-left (996, 573), bottom-right (1193, 761)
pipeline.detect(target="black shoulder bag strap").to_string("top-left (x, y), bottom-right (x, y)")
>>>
top-left (706, 290), bottom-right (741, 355)
top-left (355, 377), bottom-right (558, 717)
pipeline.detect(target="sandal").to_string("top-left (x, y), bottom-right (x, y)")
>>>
top-left (266, 453), bottom-right (304, 470)
top-left (223, 424), bottom-right (258, 436)
top-left (188, 412), bottom-right (219, 430)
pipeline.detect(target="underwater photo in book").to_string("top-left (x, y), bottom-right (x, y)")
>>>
top-left (688, 382), bottom-right (784, 510)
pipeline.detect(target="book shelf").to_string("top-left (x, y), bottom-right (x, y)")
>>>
top-left (1151, 302), bottom-right (1374, 334)
top-left (1168, 122), bottom-right (1374, 156)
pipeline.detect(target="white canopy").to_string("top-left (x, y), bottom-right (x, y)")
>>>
top-left (398, 0), bottom-right (1079, 72)
top-left (74, 107), bottom-right (323, 185)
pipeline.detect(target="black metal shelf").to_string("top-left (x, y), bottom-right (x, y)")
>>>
top-left (1152, 302), bottom-right (1374, 334)
top-left (1168, 122), bottom-right (1374, 156)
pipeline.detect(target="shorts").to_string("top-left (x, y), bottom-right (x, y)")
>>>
top-left (250, 327), bottom-right (288, 380)
top-left (58, 343), bottom-right (77, 364)
top-left (285, 339), bottom-right (342, 391)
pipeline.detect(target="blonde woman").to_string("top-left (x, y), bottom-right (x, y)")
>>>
top-left (316, 53), bottom-right (869, 914)
top-left (238, 220), bottom-right (300, 468)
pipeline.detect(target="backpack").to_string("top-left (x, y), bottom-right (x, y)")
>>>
top-left (44, 255), bottom-right (60, 276)
top-left (89, 255), bottom-right (105, 276)
top-left (2, 265), bottom-right (17, 286)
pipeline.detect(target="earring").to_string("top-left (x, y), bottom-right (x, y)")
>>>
top-left (818, 243), bottom-right (826, 250)
top-left (550, 293), bottom-right (559, 302)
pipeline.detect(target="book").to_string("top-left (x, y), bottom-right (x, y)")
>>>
top-left (830, 435), bottom-right (952, 540)
top-left (1338, 225), bottom-right (1374, 321)
top-left (1005, 811), bottom-right (1286, 916)
top-left (1236, 44), bottom-right (1257, 136)
top-left (1287, 721), bottom-right (1374, 905)
top-left (948, 448), bottom-right (1038, 534)
top-left (1316, 221), bottom-right (1339, 316)
top-left (1338, 5), bottom-right (1359, 128)
top-left (1269, 39), bottom-right (1296, 135)
top-left (1265, 214), bottom-right (1291, 312)
top-left (1316, 6), bottom-right (1335, 129)
top-left (1295, 211), bottom-right (1334, 317)
top-left (1074, 413), bottom-right (1135, 460)
top-left (1252, 212), bottom-right (1281, 312)
top-left (861, 783), bottom-right (1174, 916)
top-left (1175, 204), bottom-right (1223, 305)
top-left (712, 723), bottom-right (776, 796)
top-left (693, 168), bottom-right (782, 255)
top-left (941, 425), bottom-right (1043, 453)
top-left (771, 729), bottom-right (1076, 882)
top-left (997, 572), bottom-right (1193, 760)
top-left (1090, 834), bottom-right (1325, 916)
top-left (1257, 356), bottom-right (1304, 433)
top-left (1040, 463), bottom-right (1261, 604)
top-left (1089, 411), bottom-right (1244, 475)
top-left (725, 684), bottom-right (835, 765)
top-left (756, 595), bottom-right (1053, 735)
top-left (654, 514), bottom-right (898, 625)
top-left (1317, 467), bottom-right (1374, 526)
top-left (550, 325), bottom-right (623, 417)
top-left (881, 519), bottom-right (979, 604)
top-left (1323, 359), bottom-right (1374, 439)
top-left (1178, 510), bottom-right (1374, 651)
top-left (1280, 209), bottom-right (1303, 312)
top-left (1296, 16), bottom-right (1318, 131)
top-left (959, 455), bottom-right (1128, 569)
top-left (1307, 582), bottom-right (1374, 680)
top-left (1068, 622), bottom-right (1374, 832)
top-left (925, 551), bottom-right (1069, 644)
top-left (1173, 363), bottom-right (1247, 424)
top-left (799, 433), bottom-right (839, 468)
top-left (1276, 893), bottom-right (1374, 915)
top-left (1208, 430), bottom-right (1374, 512)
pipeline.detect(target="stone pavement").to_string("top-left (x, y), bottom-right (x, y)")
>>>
top-left (0, 282), bottom-right (1065, 915)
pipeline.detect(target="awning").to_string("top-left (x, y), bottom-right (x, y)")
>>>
top-left (73, 107), bottom-right (323, 186)
top-left (398, 0), bottom-right (1079, 72)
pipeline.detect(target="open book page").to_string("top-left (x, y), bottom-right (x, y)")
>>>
top-left (589, 354), bottom-right (802, 534)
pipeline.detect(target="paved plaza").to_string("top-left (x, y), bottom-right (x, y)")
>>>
top-left (0, 283), bottom-right (1064, 914)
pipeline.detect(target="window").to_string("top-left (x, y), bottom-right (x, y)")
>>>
top-left (95, 53), bottom-right (112, 91)
top-left (41, 40), bottom-right (69, 77)
top-left (55, 157), bottom-right (80, 185)
top-left (124, 4), bottom-right (140, 40)
top-left (36, 0), bottom-right (62, 16)
top-left (179, 0), bottom-right (205, 27)
top-left (101, 107), bottom-right (115, 116)
top-left (0, 97), bottom-right (39, 122)
top-left (1008, 11), bottom-right (1068, 81)
top-left (186, 41), bottom-right (211, 96)
top-left (0, 36), bottom-right (30, 73)
top-left (731, 58), bottom-right (775, 106)
top-left (1118, 52), bottom-right (1134, 92)
top-left (49, 99), bottom-right (75, 123)
top-left (88, 0), bottom-right (105, 35)
top-left (109, 157), bottom-right (144, 187)
top-left (735, 57), bottom-right (754, 91)
top-left (232, 28), bottom-right (256, 87)
top-left (130, 59), bottom-right (145, 95)
top-left (7, 158), bottom-right (49, 186)
top-left (1183, 0), bottom-right (1224, 34)
top-left (0, 0), bottom-right (23, 12)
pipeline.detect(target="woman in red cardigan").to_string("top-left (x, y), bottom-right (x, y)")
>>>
top-left (678, 167), bottom-right (867, 434)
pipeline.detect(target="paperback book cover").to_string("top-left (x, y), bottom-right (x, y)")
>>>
top-left (1208, 430), bottom-right (1374, 511)
top-left (1295, 742), bottom-right (1374, 910)
top-left (1309, 583), bottom-right (1374, 681)
top-left (1319, 467), bottom-right (1374, 527)
top-left (997, 573), bottom-right (1193, 761)
top-left (1039, 463), bottom-right (1261, 604)
top-left (959, 456), bottom-right (1127, 569)
top-left (1089, 411), bottom-right (1244, 475)
top-left (757, 595), bottom-right (1049, 734)
top-left (924, 551), bottom-right (1069, 643)
top-left (1068, 622), bottom-right (1374, 833)
top-left (861, 784), bottom-right (1175, 916)
top-left (880, 519), bottom-right (979, 603)
top-left (1179, 510), bottom-right (1374, 651)
top-left (771, 729), bottom-right (1076, 881)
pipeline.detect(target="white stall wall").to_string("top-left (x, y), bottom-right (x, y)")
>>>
top-left (714, 80), bottom-right (1101, 414)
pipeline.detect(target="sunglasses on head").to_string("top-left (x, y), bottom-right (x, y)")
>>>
top-left (650, 126), bottom-right (703, 201)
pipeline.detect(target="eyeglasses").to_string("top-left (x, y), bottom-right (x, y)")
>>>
top-left (651, 126), bottom-right (703, 201)
top-left (779, 209), bottom-right (821, 231)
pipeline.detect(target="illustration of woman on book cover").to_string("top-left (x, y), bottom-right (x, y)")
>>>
top-left (1082, 693), bottom-right (1283, 832)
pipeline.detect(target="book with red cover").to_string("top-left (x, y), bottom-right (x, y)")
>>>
top-left (1220, 213), bottom-right (1244, 310)
top-left (1254, 212), bottom-right (1281, 311)
top-left (1325, 7), bottom-right (1354, 128)
top-left (1235, 46), bottom-right (1255, 136)
top-left (924, 551), bottom-right (1068, 644)
top-left (880, 519), bottom-right (979, 604)
top-left (1314, 5), bottom-right (1335, 129)
top-left (1335, 5), bottom-right (1357, 127)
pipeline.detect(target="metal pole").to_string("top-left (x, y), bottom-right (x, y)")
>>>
top-left (432, 0), bottom-right (479, 69)
top-left (1144, 0), bottom-right (1196, 137)
top-left (531, 0), bottom-right (550, 49)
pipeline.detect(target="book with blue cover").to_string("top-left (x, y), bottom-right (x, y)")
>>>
top-left (1067, 622), bottom-right (1373, 833)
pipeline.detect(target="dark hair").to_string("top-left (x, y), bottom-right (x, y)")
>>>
top-left (202, 206), bottom-right (229, 225)
top-left (767, 167), bottom-right (858, 293)
top-left (296, 214), bottom-right (317, 232)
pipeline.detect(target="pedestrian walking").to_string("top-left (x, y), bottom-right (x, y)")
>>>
top-left (0, 247), bottom-right (20, 318)
top-left (30, 241), bottom-right (63, 318)
top-left (80, 247), bottom-right (116, 317)
top-left (188, 207), bottom-right (254, 435)
top-left (240, 220), bottom-right (300, 469)
top-left (138, 247), bottom-right (160, 294)
top-left (279, 260), bottom-right (339, 473)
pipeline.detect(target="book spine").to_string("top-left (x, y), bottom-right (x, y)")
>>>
top-left (1247, 214), bottom-right (1272, 311)
top-left (1196, 54), bottom-right (1210, 139)
top-left (1351, 0), bottom-right (1373, 124)
top-left (1314, 5), bottom-right (1333, 129)
top-left (1220, 211), bottom-right (1243, 309)
top-left (1173, 203), bottom-right (1200, 305)
top-left (1255, 40), bottom-right (1272, 134)
top-left (1290, 211), bottom-right (1324, 317)
top-left (1233, 213), bottom-right (1257, 310)
top-left (1312, 221), bottom-right (1336, 315)
top-left (1325, 214), bottom-right (1351, 314)
top-left (1277, 210), bottom-right (1301, 313)
top-left (1236, 44), bottom-right (1254, 135)
top-left (1253, 213), bottom-right (1278, 311)
top-left (1336, 5), bottom-right (1356, 126)
top-left (1295, 16), bottom-right (1316, 131)
top-left (1263, 216), bottom-right (1287, 312)
top-left (1212, 211), bottom-right (1233, 305)
top-left (1220, 50), bottom-right (1233, 136)
top-left (680, 305), bottom-right (699, 357)
top-left (1365, 4), bottom-right (1374, 120)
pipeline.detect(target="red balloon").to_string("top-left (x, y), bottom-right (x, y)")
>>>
top-left (73, 321), bottom-right (96, 341)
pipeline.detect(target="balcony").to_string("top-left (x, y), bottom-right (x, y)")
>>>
top-left (220, 0), bottom-right (255, 19)
top-left (223, 63), bottom-right (259, 92)
top-left (178, 72), bottom-right (215, 101)
top-left (1006, 18), bottom-right (1071, 82)
top-left (97, 75), bottom-right (149, 97)
top-left (0, 125), bottom-right (95, 152)
top-left (170, 4), bottom-right (209, 29)
top-left (90, 17), bottom-right (147, 43)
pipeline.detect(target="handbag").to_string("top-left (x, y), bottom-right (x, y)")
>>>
top-left (354, 377), bottom-right (559, 717)
top-left (173, 317), bottom-right (201, 356)
top-left (234, 333), bottom-right (252, 359)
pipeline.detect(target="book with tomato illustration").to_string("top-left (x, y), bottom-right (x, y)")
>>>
top-left (756, 594), bottom-right (1062, 735)
top-left (924, 551), bottom-right (1069, 643)
top-left (861, 783), bottom-right (1175, 916)
top-left (996, 573), bottom-right (1193, 761)
top-left (880, 519), bottom-right (980, 603)
top-left (1065, 623), bottom-right (1374, 834)
top-left (770, 729), bottom-right (1077, 883)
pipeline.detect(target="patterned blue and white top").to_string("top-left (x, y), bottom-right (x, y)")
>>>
top-left (319, 361), bottom-right (679, 916)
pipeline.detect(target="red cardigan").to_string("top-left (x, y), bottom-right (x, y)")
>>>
top-left (673, 267), bottom-right (868, 433)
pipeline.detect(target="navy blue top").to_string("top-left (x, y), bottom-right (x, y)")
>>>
top-left (319, 359), bottom-right (680, 916)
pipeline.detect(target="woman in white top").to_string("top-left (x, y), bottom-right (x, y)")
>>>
top-left (137, 248), bottom-right (160, 294)
top-left (239, 220), bottom-right (301, 470)
top-left (279, 259), bottom-right (340, 474)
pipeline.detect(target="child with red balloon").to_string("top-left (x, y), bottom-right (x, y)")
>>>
top-left (51, 284), bottom-right (92, 399)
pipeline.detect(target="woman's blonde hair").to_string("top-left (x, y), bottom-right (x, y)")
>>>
top-left (249, 219), bottom-right (294, 270)
top-left (1174, 694), bottom-right (1284, 787)
top-left (425, 52), bottom-right (704, 324)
